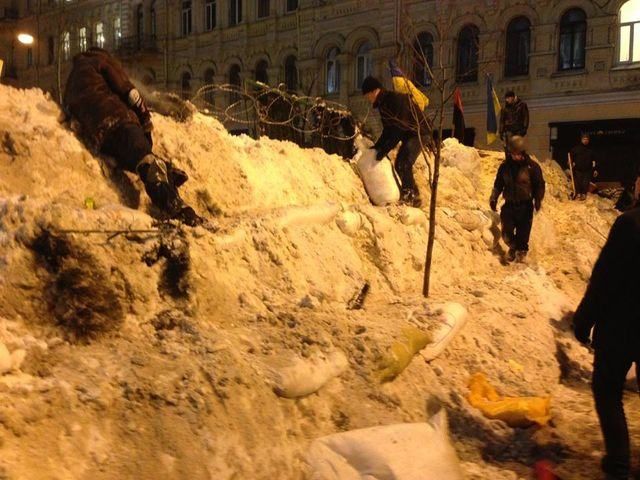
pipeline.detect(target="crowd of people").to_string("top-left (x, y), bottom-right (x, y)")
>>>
top-left (62, 50), bottom-right (639, 480)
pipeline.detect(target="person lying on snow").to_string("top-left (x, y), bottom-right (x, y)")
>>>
top-left (63, 47), bottom-right (203, 226)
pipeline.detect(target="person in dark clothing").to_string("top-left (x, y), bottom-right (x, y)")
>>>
top-left (489, 136), bottom-right (545, 263)
top-left (361, 76), bottom-right (430, 207)
top-left (570, 133), bottom-right (598, 200)
top-left (499, 91), bottom-right (529, 145)
top-left (63, 47), bottom-right (202, 226)
top-left (573, 204), bottom-right (640, 480)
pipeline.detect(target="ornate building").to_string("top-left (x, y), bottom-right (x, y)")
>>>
top-left (3, 0), bottom-right (640, 180)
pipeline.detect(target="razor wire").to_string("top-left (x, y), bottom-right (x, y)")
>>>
top-left (190, 81), bottom-right (364, 143)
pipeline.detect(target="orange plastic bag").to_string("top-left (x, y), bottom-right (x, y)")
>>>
top-left (467, 372), bottom-right (551, 428)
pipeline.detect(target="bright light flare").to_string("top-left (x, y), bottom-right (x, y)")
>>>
top-left (17, 33), bottom-right (34, 45)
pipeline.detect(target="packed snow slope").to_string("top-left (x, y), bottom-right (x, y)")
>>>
top-left (0, 85), bottom-right (630, 480)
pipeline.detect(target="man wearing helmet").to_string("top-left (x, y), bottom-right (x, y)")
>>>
top-left (489, 136), bottom-right (546, 263)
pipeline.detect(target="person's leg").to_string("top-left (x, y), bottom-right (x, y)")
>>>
top-left (514, 202), bottom-right (534, 254)
top-left (101, 123), bottom-right (152, 172)
top-left (593, 349), bottom-right (633, 479)
top-left (500, 203), bottom-right (517, 258)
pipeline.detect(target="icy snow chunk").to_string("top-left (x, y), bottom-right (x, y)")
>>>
top-left (441, 137), bottom-right (481, 185)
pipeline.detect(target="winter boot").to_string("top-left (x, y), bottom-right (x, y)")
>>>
top-left (168, 164), bottom-right (188, 188)
top-left (506, 247), bottom-right (516, 262)
top-left (400, 189), bottom-right (422, 208)
top-left (515, 250), bottom-right (528, 263)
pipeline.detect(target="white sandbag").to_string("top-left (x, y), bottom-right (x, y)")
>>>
top-left (421, 302), bottom-right (468, 362)
top-left (270, 350), bottom-right (348, 399)
top-left (355, 148), bottom-right (400, 206)
top-left (441, 138), bottom-right (481, 186)
top-left (307, 409), bottom-right (464, 480)
top-left (276, 203), bottom-right (341, 229)
top-left (335, 211), bottom-right (364, 236)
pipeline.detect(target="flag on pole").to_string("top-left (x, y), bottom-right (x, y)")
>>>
top-left (453, 88), bottom-right (465, 144)
top-left (389, 59), bottom-right (429, 111)
top-left (486, 74), bottom-right (501, 144)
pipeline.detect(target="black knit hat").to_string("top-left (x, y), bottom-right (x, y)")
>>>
top-left (505, 90), bottom-right (516, 98)
top-left (362, 76), bottom-right (383, 95)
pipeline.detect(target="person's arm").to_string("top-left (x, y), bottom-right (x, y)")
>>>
top-left (373, 125), bottom-right (404, 159)
top-left (574, 215), bottom-right (634, 344)
top-left (499, 109), bottom-right (505, 138)
top-left (531, 162), bottom-right (545, 210)
top-left (489, 164), bottom-right (505, 210)
top-left (519, 103), bottom-right (529, 135)
top-left (373, 94), bottom-right (405, 159)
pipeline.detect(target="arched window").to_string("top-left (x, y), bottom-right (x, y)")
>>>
top-left (182, 1), bottom-right (192, 36)
top-left (136, 4), bottom-right (144, 48)
top-left (203, 68), bottom-right (215, 104)
top-left (559, 9), bottom-right (586, 70)
top-left (78, 27), bottom-right (88, 52)
top-left (229, 64), bottom-right (242, 101)
top-left (355, 42), bottom-right (373, 89)
top-left (229, 0), bottom-right (242, 26)
top-left (181, 71), bottom-right (192, 99)
top-left (62, 31), bottom-right (71, 60)
top-left (284, 55), bottom-right (298, 92)
top-left (95, 22), bottom-right (105, 48)
top-left (326, 47), bottom-right (340, 94)
top-left (505, 16), bottom-right (530, 77)
top-left (255, 59), bottom-right (269, 84)
top-left (113, 17), bottom-right (122, 48)
top-left (619, 0), bottom-right (640, 63)
top-left (456, 25), bottom-right (479, 83)
top-left (413, 31), bottom-right (434, 87)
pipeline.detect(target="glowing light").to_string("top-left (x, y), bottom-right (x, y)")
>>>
top-left (17, 33), bottom-right (34, 45)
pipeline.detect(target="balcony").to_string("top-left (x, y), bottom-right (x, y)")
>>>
top-left (115, 35), bottom-right (159, 57)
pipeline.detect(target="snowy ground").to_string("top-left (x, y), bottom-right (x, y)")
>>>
top-left (0, 85), bottom-right (633, 480)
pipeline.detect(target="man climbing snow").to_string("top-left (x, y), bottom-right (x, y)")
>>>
top-left (499, 90), bottom-right (529, 144)
top-left (489, 136), bottom-right (545, 263)
top-left (361, 75), bottom-right (429, 207)
top-left (570, 133), bottom-right (597, 201)
top-left (63, 47), bottom-right (203, 226)
top-left (573, 197), bottom-right (640, 480)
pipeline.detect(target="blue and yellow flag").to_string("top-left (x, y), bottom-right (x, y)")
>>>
top-left (486, 75), bottom-right (501, 144)
top-left (389, 59), bottom-right (429, 111)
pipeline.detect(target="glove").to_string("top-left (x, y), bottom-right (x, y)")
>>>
top-left (375, 149), bottom-right (385, 161)
top-left (534, 199), bottom-right (542, 211)
top-left (489, 199), bottom-right (497, 212)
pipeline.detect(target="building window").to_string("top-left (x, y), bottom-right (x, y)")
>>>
top-left (456, 24), bottom-right (479, 83)
top-left (181, 71), bottom-right (192, 99)
top-left (229, 0), bottom-right (242, 26)
top-left (205, 0), bottom-right (216, 31)
top-left (203, 68), bottom-right (216, 104)
top-left (255, 59), bottom-right (269, 84)
top-left (62, 31), bottom-right (70, 60)
top-left (113, 18), bottom-right (122, 48)
top-left (413, 32), bottom-right (434, 87)
top-left (286, 0), bottom-right (298, 12)
top-left (137, 4), bottom-right (144, 47)
top-left (95, 22), bottom-right (105, 48)
top-left (48, 36), bottom-right (55, 65)
top-left (257, 0), bottom-right (269, 18)
top-left (182, 1), bottom-right (192, 36)
top-left (326, 47), bottom-right (340, 94)
top-left (229, 64), bottom-right (242, 101)
top-left (355, 42), bottom-right (373, 89)
top-left (559, 8), bottom-right (586, 70)
top-left (27, 48), bottom-right (33, 67)
top-left (78, 27), bottom-right (87, 52)
top-left (284, 55), bottom-right (298, 91)
top-left (619, 0), bottom-right (640, 63)
top-left (151, 1), bottom-right (157, 36)
top-left (505, 16), bottom-right (530, 77)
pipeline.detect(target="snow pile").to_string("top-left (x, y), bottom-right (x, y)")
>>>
top-left (0, 85), bottom-right (623, 480)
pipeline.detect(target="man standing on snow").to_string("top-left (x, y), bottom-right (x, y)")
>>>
top-left (361, 76), bottom-right (429, 207)
top-left (573, 198), bottom-right (640, 480)
top-left (570, 133), bottom-right (597, 201)
top-left (63, 47), bottom-right (202, 226)
top-left (489, 136), bottom-right (545, 263)
top-left (499, 91), bottom-right (529, 144)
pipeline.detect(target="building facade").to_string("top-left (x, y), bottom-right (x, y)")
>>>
top-left (3, 0), bottom-right (640, 178)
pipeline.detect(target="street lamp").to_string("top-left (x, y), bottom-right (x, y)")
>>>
top-left (17, 33), bottom-right (35, 45)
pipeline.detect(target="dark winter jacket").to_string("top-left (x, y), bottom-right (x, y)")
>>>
top-left (573, 206), bottom-right (640, 352)
top-left (499, 98), bottom-right (529, 137)
top-left (373, 90), bottom-right (430, 158)
top-left (63, 48), bottom-right (150, 149)
top-left (490, 154), bottom-right (545, 207)
top-left (570, 144), bottom-right (595, 172)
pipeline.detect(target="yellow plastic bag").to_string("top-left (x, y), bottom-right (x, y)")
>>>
top-left (467, 372), bottom-right (551, 428)
top-left (378, 327), bottom-right (431, 382)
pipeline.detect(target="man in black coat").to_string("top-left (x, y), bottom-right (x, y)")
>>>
top-left (573, 202), bottom-right (640, 480)
top-left (64, 48), bottom-right (202, 226)
top-left (499, 91), bottom-right (529, 143)
top-left (489, 136), bottom-right (545, 263)
top-left (361, 76), bottom-right (429, 207)
top-left (570, 133), bottom-right (597, 200)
